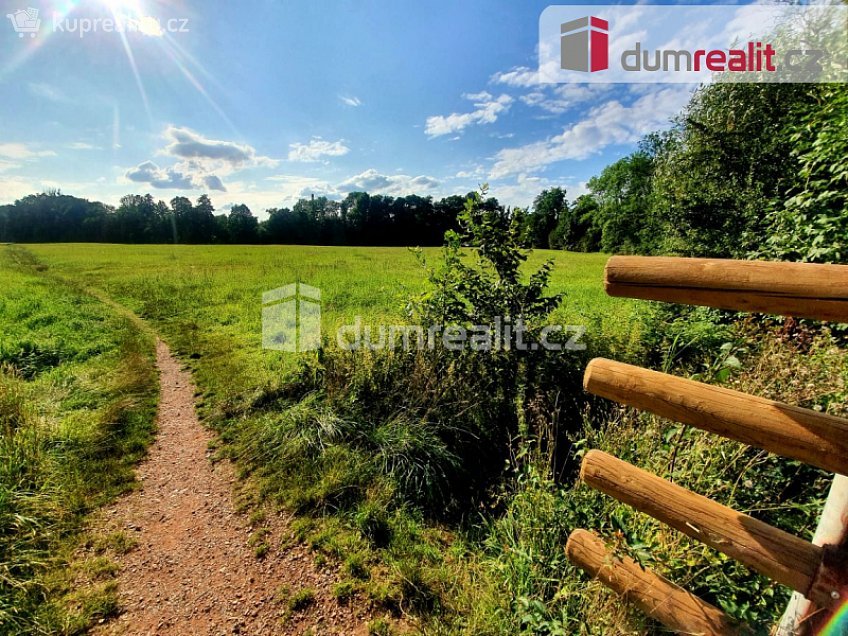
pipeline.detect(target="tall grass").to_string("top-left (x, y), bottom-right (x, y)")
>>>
top-left (444, 321), bottom-right (844, 635)
top-left (0, 247), bottom-right (158, 635)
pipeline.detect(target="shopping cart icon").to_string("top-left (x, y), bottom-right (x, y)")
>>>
top-left (7, 8), bottom-right (41, 38)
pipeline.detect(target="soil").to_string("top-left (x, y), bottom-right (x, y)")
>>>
top-left (94, 340), bottom-right (375, 636)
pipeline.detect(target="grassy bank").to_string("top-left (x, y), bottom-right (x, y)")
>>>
top-left (0, 246), bottom-right (158, 635)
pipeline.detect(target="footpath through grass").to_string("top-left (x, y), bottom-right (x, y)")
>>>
top-left (0, 246), bottom-right (158, 635)
top-left (18, 243), bottom-right (844, 635)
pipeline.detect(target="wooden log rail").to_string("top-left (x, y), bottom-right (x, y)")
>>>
top-left (564, 256), bottom-right (848, 634)
top-left (583, 358), bottom-right (848, 477)
top-left (581, 451), bottom-right (829, 605)
top-left (605, 256), bottom-right (848, 323)
top-left (565, 530), bottom-right (744, 635)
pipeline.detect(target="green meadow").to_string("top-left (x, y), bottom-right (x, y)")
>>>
top-left (4, 242), bottom-right (837, 635)
top-left (26, 243), bottom-right (640, 398)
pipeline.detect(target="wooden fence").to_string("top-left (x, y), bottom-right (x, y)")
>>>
top-left (565, 256), bottom-right (848, 635)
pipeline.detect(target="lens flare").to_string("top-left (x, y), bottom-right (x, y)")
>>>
top-left (2, 0), bottom-right (237, 135)
top-left (818, 599), bottom-right (848, 635)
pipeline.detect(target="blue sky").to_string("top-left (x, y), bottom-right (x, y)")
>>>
top-left (0, 0), bottom-right (702, 216)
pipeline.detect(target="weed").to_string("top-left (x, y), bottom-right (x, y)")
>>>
top-left (332, 580), bottom-right (356, 604)
top-left (0, 247), bottom-right (157, 635)
top-left (367, 617), bottom-right (394, 636)
top-left (253, 543), bottom-right (270, 559)
top-left (287, 587), bottom-right (316, 612)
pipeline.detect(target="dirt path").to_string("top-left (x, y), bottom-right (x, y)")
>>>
top-left (95, 340), bottom-right (372, 636)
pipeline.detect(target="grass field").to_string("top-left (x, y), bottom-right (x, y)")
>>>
top-left (0, 246), bottom-right (158, 635)
top-left (5, 243), bottom-right (841, 635)
top-left (9, 243), bottom-right (651, 634)
top-left (25, 243), bottom-right (640, 407)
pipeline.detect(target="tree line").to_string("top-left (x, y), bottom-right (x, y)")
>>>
top-left (1, 83), bottom-right (843, 259)
top-left (0, 190), bottom-right (520, 247)
top-left (0, 185), bottom-right (578, 248)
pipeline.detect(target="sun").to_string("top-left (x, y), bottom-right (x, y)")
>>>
top-left (99, 0), bottom-right (163, 37)
top-left (99, 0), bottom-right (142, 14)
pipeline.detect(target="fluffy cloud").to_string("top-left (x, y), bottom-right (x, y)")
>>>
top-left (339, 95), bottom-right (362, 107)
top-left (490, 66), bottom-right (539, 88)
top-left (519, 84), bottom-right (613, 115)
top-left (454, 165), bottom-right (485, 179)
top-left (489, 174), bottom-right (589, 209)
top-left (125, 126), bottom-right (277, 192)
top-left (425, 92), bottom-right (513, 138)
top-left (266, 174), bottom-right (339, 199)
top-left (0, 143), bottom-right (56, 160)
top-left (337, 169), bottom-right (439, 195)
top-left (288, 137), bottom-right (350, 162)
top-left (490, 65), bottom-right (614, 115)
top-left (126, 160), bottom-right (227, 191)
top-left (490, 86), bottom-right (693, 178)
top-left (162, 126), bottom-right (275, 168)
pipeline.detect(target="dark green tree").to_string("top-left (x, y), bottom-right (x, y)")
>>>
top-left (528, 188), bottom-right (567, 249)
top-left (227, 204), bottom-right (258, 244)
top-left (588, 151), bottom-right (655, 254)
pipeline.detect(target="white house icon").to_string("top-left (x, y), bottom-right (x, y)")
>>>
top-left (7, 8), bottom-right (41, 38)
top-left (262, 283), bottom-right (321, 352)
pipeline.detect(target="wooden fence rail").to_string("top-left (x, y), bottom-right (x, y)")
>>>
top-left (565, 530), bottom-right (744, 636)
top-left (583, 358), bottom-right (848, 476)
top-left (565, 256), bottom-right (848, 635)
top-left (581, 451), bottom-right (825, 602)
top-left (605, 256), bottom-right (848, 322)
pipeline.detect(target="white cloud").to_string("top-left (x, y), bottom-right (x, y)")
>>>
top-left (125, 126), bottom-right (277, 192)
top-left (425, 93), bottom-right (513, 138)
top-left (490, 86), bottom-right (693, 179)
top-left (68, 142), bottom-right (100, 150)
top-left (266, 174), bottom-right (338, 199)
top-left (288, 137), bottom-right (350, 162)
top-left (0, 176), bottom-right (119, 204)
top-left (218, 169), bottom-right (442, 216)
top-left (161, 126), bottom-right (276, 169)
top-left (339, 95), bottom-right (362, 107)
top-left (0, 143), bottom-right (56, 160)
top-left (0, 176), bottom-right (42, 203)
top-left (487, 175), bottom-right (590, 210)
top-left (337, 169), bottom-right (440, 195)
top-left (490, 66), bottom-right (539, 88)
top-left (454, 165), bottom-right (485, 179)
top-left (519, 84), bottom-right (613, 115)
top-left (125, 160), bottom-right (227, 191)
